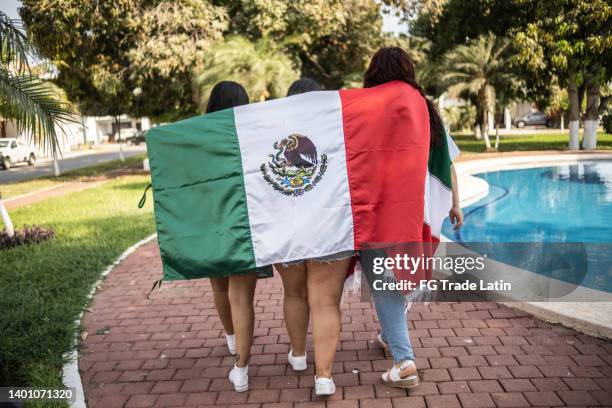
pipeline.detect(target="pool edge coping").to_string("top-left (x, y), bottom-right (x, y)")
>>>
top-left (452, 152), bottom-right (612, 340)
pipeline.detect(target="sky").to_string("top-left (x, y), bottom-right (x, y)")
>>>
top-left (381, 5), bottom-right (409, 34)
top-left (3, 0), bottom-right (21, 19)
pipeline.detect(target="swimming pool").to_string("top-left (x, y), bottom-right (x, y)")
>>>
top-left (441, 161), bottom-right (612, 295)
top-left (443, 161), bottom-right (612, 243)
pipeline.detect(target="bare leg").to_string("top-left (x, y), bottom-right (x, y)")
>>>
top-left (307, 258), bottom-right (351, 378)
top-left (228, 273), bottom-right (258, 367)
top-left (276, 263), bottom-right (309, 356)
top-left (210, 277), bottom-right (234, 335)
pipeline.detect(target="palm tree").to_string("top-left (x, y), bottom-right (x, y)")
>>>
top-left (0, 11), bottom-right (76, 236)
top-left (194, 35), bottom-right (299, 109)
top-left (441, 33), bottom-right (516, 150)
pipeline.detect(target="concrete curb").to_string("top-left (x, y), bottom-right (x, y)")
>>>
top-left (61, 233), bottom-right (158, 408)
top-left (453, 153), bottom-right (612, 339)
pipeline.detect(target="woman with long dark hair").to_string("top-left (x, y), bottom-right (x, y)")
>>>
top-left (273, 77), bottom-right (355, 396)
top-left (205, 81), bottom-right (257, 392)
top-left (362, 47), bottom-right (463, 388)
top-left (275, 78), bottom-right (321, 379)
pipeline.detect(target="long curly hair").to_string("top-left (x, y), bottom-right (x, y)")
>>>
top-left (364, 47), bottom-right (442, 146)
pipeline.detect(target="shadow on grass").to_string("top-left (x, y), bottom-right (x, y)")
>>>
top-left (109, 180), bottom-right (152, 192)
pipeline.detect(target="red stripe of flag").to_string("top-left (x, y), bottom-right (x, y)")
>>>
top-left (340, 81), bottom-right (430, 249)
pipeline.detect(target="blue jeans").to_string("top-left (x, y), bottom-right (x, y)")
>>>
top-left (361, 250), bottom-right (415, 363)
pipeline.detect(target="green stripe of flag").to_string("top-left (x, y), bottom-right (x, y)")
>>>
top-left (428, 127), bottom-right (453, 190)
top-left (147, 109), bottom-right (268, 280)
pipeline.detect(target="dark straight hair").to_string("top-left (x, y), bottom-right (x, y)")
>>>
top-left (205, 81), bottom-right (250, 113)
top-left (287, 77), bottom-right (321, 96)
top-left (363, 47), bottom-right (442, 146)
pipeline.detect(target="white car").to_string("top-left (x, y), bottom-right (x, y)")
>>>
top-left (0, 138), bottom-right (37, 169)
top-left (114, 128), bottom-right (140, 142)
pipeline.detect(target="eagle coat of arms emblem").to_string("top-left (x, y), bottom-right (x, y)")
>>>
top-left (260, 134), bottom-right (327, 196)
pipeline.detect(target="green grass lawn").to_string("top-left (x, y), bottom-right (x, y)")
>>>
top-left (0, 175), bottom-right (155, 401)
top-left (0, 154), bottom-right (146, 199)
top-left (451, 132), bottom-right (612, 153)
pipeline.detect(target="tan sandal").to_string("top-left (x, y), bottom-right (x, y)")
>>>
top-left (381, 360), bottom-right (420, 388)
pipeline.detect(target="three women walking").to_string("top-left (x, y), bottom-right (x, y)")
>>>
top-left (194, 47), bottom-right (462, 395)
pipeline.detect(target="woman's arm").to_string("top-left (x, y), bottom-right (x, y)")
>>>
top-left (449, 164), bottom-right (463, 230)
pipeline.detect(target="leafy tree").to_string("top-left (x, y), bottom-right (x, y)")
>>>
top-left (441, 33), bottom-right (517, 149)
top-left (513, 0), bottom-right (611, 149)
top-left (388, 0), bottom-right (524, 56)
top-left (20, 0), bottom-right (134, 123)
top-left (0, 14), bottom-right (74, 152)
top-left (194, 36), bottom-right (299, 107)
top-left (217, 0), bottom-right (385, 89)
top-left (127, 0), bottom-right (228, 121)
top-left (0, 11), bottom-right (76, 235)
top-left (20, 0), bottom-right (228, 122)
top-left (21, 0), bottom-right (389, 121)
top-left (399, 0), bottom-right (448, 40)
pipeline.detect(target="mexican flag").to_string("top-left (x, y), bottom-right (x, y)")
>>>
top-left (146, 81), bottom-right (454, 281)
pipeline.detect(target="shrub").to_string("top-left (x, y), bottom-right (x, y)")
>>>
top-left (0, 225), bottom-right (55, 250)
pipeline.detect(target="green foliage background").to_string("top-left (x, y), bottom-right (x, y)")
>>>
top-left (19, 0), bottom-right (387, 122)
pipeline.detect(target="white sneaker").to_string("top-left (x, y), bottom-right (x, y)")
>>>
top-left (314, 376), bottom-right (336, 396)
top-left (287, 349), bottom-right (307, 371)
top-left (228, 364), bottom-right (248, 392)
top-left (226, 333), bottom-right (236, 355)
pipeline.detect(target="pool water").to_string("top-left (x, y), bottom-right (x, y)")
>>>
top-left (443, 161), bottom-right (612, 243)
top-left (441, 161), bottom-right (612, 294)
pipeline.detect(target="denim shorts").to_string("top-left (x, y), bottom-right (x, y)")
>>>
top-left (280, 250), bottom-right (356, 267)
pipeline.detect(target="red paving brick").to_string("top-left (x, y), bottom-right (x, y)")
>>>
top-left (79, 242), bottom-right (612, 407)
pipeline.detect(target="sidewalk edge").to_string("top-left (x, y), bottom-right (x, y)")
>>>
top-left (61, 233), bottom-right (158, 408)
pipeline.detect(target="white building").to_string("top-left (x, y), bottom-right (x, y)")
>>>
top-left (82, 115), bottom-right (151, 145)
top-left (1, 115), bottom-right (151, 158)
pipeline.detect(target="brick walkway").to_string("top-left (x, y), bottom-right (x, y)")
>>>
top-left (79, 242), bottom-right (612, 408)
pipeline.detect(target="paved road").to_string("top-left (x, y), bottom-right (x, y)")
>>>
top-left (0, 145), bottom-right (146, 184)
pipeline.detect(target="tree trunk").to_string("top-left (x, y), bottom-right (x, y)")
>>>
top-left (578, 82), bottom-right (586, 114)
top-left (582, 70), bottom-right (600, 150)
top-left (116, 116), bottom-right (125, 161)
top-left (53, 154), bottom-right (61, 177)
top-left (495, 124), bottom-right (500, 150)
top-left (0, 193), bottom-right (15, 237)
top-left (482, 108), bottom-right (492, 150)
top-left (568, 67), bottom-right (581, 150)
top-left (119, 140), bottom-right (125, 162)
top-left (81, 116), bottom-right (88, 145)
top-left (504, 107), bottom-right (512, 130)
top-left (0, 120), bottom-right (6, 138)
top-left (560, 115), bottom-right (564, 133)
top-left (479, 88), bottom-right (492, 150)
top-left (110, 116), bottom-right (118, 143)
top-left (474, 104), bottom-right (483, 140)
